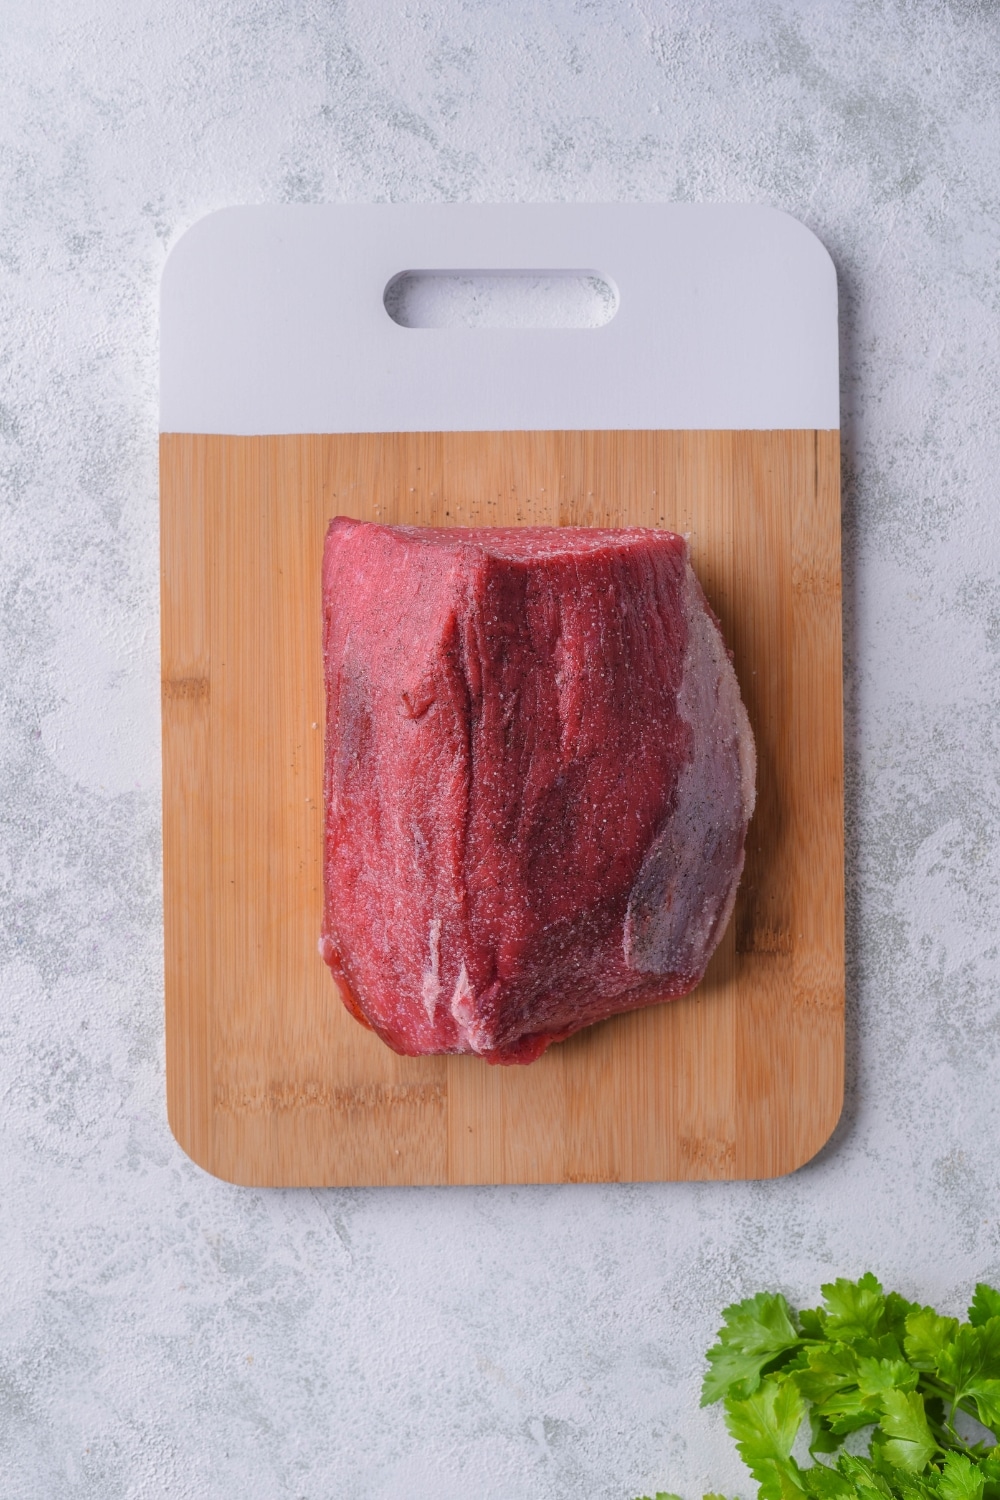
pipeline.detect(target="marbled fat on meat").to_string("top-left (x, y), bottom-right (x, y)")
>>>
top-left (320, 519), bottom-right (756, 1065)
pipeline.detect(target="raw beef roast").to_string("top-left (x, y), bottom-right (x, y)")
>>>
top-left (320, 519), bottom-right (756, 1065)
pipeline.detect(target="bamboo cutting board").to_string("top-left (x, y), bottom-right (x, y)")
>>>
top-left (160, 205), bottom-right (843, 1185)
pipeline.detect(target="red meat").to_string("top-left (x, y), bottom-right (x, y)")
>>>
top-left (320, 520), bottom-right (756, 1065)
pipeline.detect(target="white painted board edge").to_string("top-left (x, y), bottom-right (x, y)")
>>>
top-left (160, 203), bottom-right (839, 434)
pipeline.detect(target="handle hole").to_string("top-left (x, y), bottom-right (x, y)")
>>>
top-left (383, 270), bottom-right (619, 329)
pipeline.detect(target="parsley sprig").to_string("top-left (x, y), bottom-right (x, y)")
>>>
top-left (640, 1275), bottom-right (1000, 1500)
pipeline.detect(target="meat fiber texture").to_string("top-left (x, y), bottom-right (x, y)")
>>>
top-left (320, 519), bottom-right (756, 1066)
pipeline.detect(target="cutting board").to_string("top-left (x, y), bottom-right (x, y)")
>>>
top-left (160, 204), bottom-right (843, 1186)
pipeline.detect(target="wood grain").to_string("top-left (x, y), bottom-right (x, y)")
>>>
top-left (160, 430), bottom-right (843, 1186)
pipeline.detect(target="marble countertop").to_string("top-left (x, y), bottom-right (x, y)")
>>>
top-left (1, 2), bottom-right (998, 1496)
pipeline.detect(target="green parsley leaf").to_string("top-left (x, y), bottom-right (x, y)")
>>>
top-left (800, 1461), bottom-right (856, 1500)
top-left (884, 1295), bottom-right (922, 1345)
top-left (937, 1453), bottom-right (987, 1500)
top-left (724, 1376), bottom-right (808, 1500)
top-left (938, 1322), bottom-right (1000, 1424)
top-left (856, 1358), bottom-right (920, 1404)
top-left (800, 1310), bottom-right (827, 1341)
top-left (957, 1378), bottom-right (1000, 1436)
top-left (969, 1290), bottom-right (1000, 1330)
top-left (835, 1454), bottom-right (897, 1500)
top-left (702, 1293), bottom-right (803, 1406)
top-left (872, 1390), bottom-right (938, 1473)
top-left (904, 1308), bottom-right (961, 1372)
top-left (821, 1277), bottom-right (887, 1343)
top-left (795, 1346), bottom-right (861, 1406)
top-left (976, 1452), bottom-right (1000, 1500)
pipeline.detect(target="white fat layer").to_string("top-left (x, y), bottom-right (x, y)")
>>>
top-left (449, 962), bottom-right (494, 1055)
top-left (623, 555), bottom-right (757, 978)
top-left (421, 917), bottom-right (442, 1021)
top-left (450, 961), bottom-right (475, 1028)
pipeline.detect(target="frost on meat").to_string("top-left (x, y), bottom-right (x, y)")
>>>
top-left (320, 519), bottom-right (756, 1065)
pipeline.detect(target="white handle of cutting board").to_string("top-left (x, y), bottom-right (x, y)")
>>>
top-left (160, 203), bottom-right (838, 434)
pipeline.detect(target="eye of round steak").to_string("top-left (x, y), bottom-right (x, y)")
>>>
top-left (320, 519), bottom-right (756, 1065)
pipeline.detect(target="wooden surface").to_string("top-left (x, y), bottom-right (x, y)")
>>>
top-left (160, 430), bottom-right (844, 1186)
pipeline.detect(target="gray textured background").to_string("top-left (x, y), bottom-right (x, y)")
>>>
top-left (2, 2), bottom-right (999, 1496)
